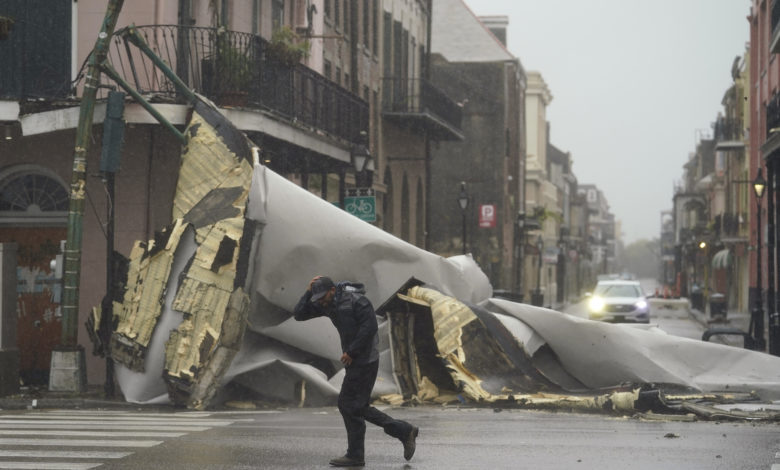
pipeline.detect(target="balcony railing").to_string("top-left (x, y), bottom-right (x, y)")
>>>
top-left (713, 116), bottom-right (743, 143)
top-left (105, 25), bottom-right (368, 145)
top-left (719, 212), bottom-right (743, 238)
top-left (381, 77), bottom-right (463, 140)
top-left (768, 91), bottom-right (780, 138)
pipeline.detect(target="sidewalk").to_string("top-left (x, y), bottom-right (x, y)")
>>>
top-left (686, 304), bottom-right (751, 348)
top-left (0, 384), bottom-right (155, 411)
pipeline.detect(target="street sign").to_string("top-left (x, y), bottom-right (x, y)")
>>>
top-left (345, 187), bottom-right (376, 222)
top-left (479, 204), bottom-right (496, 228)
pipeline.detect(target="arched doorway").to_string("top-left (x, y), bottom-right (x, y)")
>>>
top-left (0, 165), bottom-right (68, 385)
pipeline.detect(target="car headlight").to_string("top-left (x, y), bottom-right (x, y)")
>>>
top-left (589, 296), bottom-right (605, 313)
top-left (635, 300), bottom-right (648, 310)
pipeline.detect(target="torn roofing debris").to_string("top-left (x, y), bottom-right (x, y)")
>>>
top-left (87, 94), bottom-right (780, 421)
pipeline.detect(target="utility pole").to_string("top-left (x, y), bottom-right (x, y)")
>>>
top-left (51, 0), bottom-right (125, 393)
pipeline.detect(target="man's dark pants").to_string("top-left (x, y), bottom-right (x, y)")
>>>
top-left (338, 360), bottom-right (412, 459)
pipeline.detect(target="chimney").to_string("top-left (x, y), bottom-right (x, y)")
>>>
top-left (479, 16), bottom-right (509, 46)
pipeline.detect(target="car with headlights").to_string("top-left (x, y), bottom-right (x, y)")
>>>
top-left (587, 280), bottom-right (650, 323)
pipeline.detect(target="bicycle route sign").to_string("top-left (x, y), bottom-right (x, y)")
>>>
top-left (345, 188), bottom-right (376, 222)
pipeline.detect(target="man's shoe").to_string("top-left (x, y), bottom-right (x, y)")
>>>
top-left (403, 426), bottom-right (419, 461)
top-left (329, 455), bottom-right (365, 467)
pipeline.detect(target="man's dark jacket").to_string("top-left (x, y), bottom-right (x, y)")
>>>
top-left (293, 281), bottom-right (379, 366)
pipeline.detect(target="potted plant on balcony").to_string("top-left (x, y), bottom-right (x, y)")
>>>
top-left (265, 26), bottom-right (310, 67)
top-left (201, 30), bottom-right (253, 107)
top-left (214, 34), bottom-right (253, 106)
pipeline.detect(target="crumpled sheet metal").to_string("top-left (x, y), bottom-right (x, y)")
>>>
top-left (100, 92), bottom-right (780, 416)
top-left (242, 163), bottom-right (493, 318)
top-left (110, 101), bottom-right (255, 409)
top-left (377, 285), bottom-right (780, 420)
top-left (483, 298), bottom-right (780, 401)
top-left (104, 93), bottom-right (491, 409)
top-left (384, 285), bottom-right (563, 403)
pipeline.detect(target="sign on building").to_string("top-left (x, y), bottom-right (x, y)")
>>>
top-left (479, 204), bottom-right (496, 228)
top-left (344, 188), bottom-right (376, 222)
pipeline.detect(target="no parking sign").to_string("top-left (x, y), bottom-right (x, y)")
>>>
top-left (479, 204), bottom-right (496, 228)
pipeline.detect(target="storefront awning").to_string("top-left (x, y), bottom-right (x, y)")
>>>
top-left (712, 249), bottom-right (732, 270)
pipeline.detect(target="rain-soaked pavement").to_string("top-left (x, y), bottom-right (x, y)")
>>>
top-left (19, 406), bottom-right (772, 470)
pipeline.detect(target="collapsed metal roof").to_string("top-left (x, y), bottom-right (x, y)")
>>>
top-left (85, 76), bottom-right (780, 423)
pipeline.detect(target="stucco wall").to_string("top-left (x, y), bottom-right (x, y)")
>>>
top-left (0, 124), bottom-right (181, 384)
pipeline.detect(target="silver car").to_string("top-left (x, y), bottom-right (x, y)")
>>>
top-left (587, 280), bottom-right (650, 323)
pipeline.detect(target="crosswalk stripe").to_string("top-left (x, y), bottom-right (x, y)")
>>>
top-left (0, 416), bottom-right (233, 425)
top-left (44, 410), bottom-right (214, 417)
top-left (0, 438), bottom-right (162, 447)
top-left (1, 414), bottom-right (218, 421)
top-left (0, 410), bottom-right (232, 469)
top-left (0, 450), bottom-right (132, 459)
top-left (0, 430), bottom-right (186, 438)
top-left (0, 419), bottom-right (231, 426)
top-left (0, 463), bottom-right (101, 470)
top-left (0, 423), bottom-right (208, 431)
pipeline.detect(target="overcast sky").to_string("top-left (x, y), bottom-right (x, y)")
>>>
top-left (467, 0), bottom-right (750, 244)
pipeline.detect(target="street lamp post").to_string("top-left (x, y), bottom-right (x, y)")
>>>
top-left (458, 182), bottom-right (469, 254)
top-left (752, 168), bottom-right (767, 351)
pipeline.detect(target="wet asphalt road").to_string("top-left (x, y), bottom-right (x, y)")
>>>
top-left (78, 407), bottom-right (779, 470)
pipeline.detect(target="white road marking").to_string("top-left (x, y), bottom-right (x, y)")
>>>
top-left (0, 423), bottom-right (208, 431)
top-left (0, 438), bottom-right (162, 447)
top-left (0, 463), bottom-right (101, 470)
top-left (0, 450), bottom-right (131, 458)
top-left (0, 410), bottom-right (232, 469)
top-left (0, 430), bottom-right (186, 438)
top-left (0, 416), bottom-right (233, 425)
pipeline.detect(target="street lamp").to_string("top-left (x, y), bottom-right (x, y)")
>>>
top-left (351, 139), bottom-right (372, 188)
top-left (752, 168), bottom-right (767, 351)
top-left (458, 182), bottom-right (468, 254)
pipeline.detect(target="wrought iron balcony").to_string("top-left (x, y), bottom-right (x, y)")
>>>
top-left (713, 116), bottom-right (744, 149)
top-left (106, 25), bottom-right (368, 145)
top-left (381, 77), bottom-right (464, 141)
top-left (769, 91), bottom-right (780, 139)
top-left (719, 212), bottom-right (743, 238)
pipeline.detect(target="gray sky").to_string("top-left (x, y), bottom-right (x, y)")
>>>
top-left (467, 0), bottom-right (749, 244)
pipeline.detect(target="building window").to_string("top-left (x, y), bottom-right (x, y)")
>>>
top-left (272, 0), bottom-right (285, 31)
top-left (372, 0), bottom-right (378, 56)
top-left (252, 0), bottom-right (261, 35)
top-left (324, 0), bottom-right (331, 18)
top-left (335, 66), bottom-right (342, 85)
top-left (363, 0), bottom-right (370, 48)
top-left (324, 60), bottom-right (332, 80)
top-left (220, 0), bottom-right (229, 27)
top-left (0, 167), bottom-right (69, 225)
top-left (334, 0), bottom-right (340, 29)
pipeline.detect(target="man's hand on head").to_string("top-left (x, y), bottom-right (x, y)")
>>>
top-left (340, 352), bottom-right (353, 366)
top-left (308, 276), bottom-right (322, 291)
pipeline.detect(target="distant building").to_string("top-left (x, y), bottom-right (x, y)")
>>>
top-left (428, 0), bottom-right (526, 293)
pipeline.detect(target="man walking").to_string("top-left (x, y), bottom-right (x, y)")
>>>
top-left (294, 276), bottom-right (418, 467)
